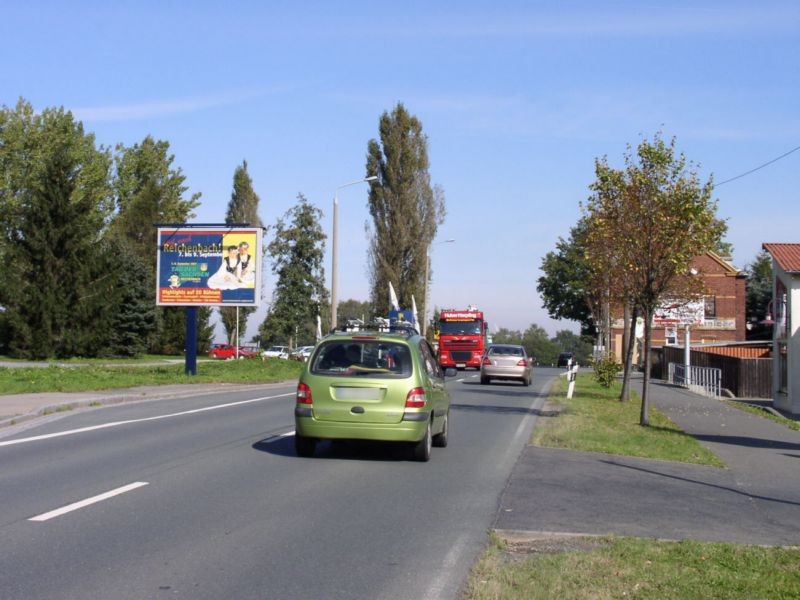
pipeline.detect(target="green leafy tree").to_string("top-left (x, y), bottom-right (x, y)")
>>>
top-left (522, 324), bottom-right (560, 366)
top-left (220, 160), bottom-right (264, 344)
top-left (259, 194), bottom-right (328, 348)
top-left (492, 328), bottom-right (523, 345)
top-left (552, 330), bottom-right (593, 365)
top-left (0, 100), bottom-right (113, 358)
top-left (585, 134), bottom-right (724, 425)
top-left (337, 299), bottom-right (372, 324)
top-left (366, 103), bottom-right (446, 320)
top-left (746, 250), bottom-right (773, 340)
top-left (537, 218), bottom-right (596, 336)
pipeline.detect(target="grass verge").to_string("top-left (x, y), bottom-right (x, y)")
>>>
top-left (0, 358), bottom-right (303, 394)
top-left (463, 532), bottom-right (800, 600)
top-left (725, 400), bottom-right (800, 432)
top-left (533, 374), bottom-right (723, 467)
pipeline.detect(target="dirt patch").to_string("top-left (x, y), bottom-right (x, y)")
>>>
top-left (495, 530), bottom-right (607, 559)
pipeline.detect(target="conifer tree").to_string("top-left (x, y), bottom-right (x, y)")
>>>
top-left (220, 160), bottom-right (264, 344)
top-left (259, 194), bottom-right (327, 348)
top-left (0, 100), bottom-right (113, 358)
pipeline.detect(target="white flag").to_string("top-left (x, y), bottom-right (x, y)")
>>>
top-left (389, 282), bottom-right (400, 311)
top-left (411, 295), bottom-right (419, 329)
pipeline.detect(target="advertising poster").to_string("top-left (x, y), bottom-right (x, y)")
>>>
top-left (156, 227), bottom-right (262, 306)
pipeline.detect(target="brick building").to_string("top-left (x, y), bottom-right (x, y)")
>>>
top-left (609, 251), bottom-right (747, 361)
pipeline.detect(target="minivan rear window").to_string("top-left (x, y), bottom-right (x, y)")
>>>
top-left (310, 341), bottom-right (412, 377)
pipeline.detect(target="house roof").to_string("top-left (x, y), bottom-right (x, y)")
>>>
top-left (763, 243), bottom-right (800, 273)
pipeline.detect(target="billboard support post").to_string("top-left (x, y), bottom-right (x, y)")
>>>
top-left (186, 307), bottom-right (198, 375)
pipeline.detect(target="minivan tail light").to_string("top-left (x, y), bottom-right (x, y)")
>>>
top-left (405, 387), bottom-right (426, 408)
top-left (297, 382), bottom-right (313, 404)
top-left (517, 359), bottom-right (528, 367)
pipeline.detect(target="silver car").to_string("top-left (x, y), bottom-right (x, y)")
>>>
top-left (480, 344), bottom-right (532, 386)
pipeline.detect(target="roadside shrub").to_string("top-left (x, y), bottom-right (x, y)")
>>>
top-left (592, 355), bottom-right (621, 388)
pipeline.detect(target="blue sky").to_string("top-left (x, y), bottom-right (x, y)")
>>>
top-left (3, 1), bottom-right (798, 340)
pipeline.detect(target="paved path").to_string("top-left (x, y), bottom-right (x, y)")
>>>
top-left (495, 376), bottom-right (800, 546)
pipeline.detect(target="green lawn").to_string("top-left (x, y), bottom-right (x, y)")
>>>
top-left (461, 373), bottom-right (799, 599)
top-left (533, 374), bottom-right (724, 467)
top-left (464, 533), bottom-right (800, 600)
top-left (0, 358), bottom-right (302, 394)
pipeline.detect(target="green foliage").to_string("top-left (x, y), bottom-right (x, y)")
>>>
top-left (0, 100), bottom-right (113, 358)
top-left (260, 194), bottom-right (328, 348)
top-left (745, 250), bottom-right (773, 340)
top-left (110, 135), bottom-right (205, 354)
top-left (592, 354), bottom-right (620, 388)
top-left (337, 299), bottom-right (372, 323)
top-left (537, 218), bottom-right (596, 336)
top-left (220, 160), bottom-right (263, 343)
top-left (366, 103), bottom-right (446, 319)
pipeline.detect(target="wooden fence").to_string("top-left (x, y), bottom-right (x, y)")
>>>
top-left (658, 346), bottom-right (772, 399)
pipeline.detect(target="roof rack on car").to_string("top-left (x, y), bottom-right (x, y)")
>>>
top-left (327, 318), bottom-right (418, 338)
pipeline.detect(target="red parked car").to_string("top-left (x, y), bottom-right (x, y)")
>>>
top-left (208, 344), bottom-right (259, 359)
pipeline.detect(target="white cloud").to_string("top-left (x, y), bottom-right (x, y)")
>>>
top-left (71, 86), bottom-right (290, 122)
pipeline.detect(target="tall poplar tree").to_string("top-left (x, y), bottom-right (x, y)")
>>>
top-left (365, 103), bottom-right (446, 320)
top-left (259, 194), bottom-right (328, 348)
top-left (0, 100), bottom-right (113, 358)
top-left (220, 160), bottom-right (264, 344)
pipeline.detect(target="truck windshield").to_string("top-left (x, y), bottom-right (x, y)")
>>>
top-left (439, 320), bottom-right (481, 335)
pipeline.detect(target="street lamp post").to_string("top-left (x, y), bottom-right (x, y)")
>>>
top-left (423, 239), bottom-right (455, 336)
top-left (331, 176), bottom-right (378, 331)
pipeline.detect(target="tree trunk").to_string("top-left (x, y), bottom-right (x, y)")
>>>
top-left (640, 306), bottom-right (651, 426)
top-left (620, 303), bottom-right (639, 402)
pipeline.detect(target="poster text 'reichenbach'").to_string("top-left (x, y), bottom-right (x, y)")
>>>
top-left (161, 242), bottom-right (223, 257)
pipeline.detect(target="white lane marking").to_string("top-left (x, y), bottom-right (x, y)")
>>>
top-left (29, 482), bottom-right (149, 522)
top-left (0, 392), bottom-right (295, 448)
top-left (456, 378), bottom-right (465, 382)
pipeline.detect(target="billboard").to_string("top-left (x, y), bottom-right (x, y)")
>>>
top-left (653, 299), bottom-right (705, 326)
top-left (156, 227), bottom-right (263, 306)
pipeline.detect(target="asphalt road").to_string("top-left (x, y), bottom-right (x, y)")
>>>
top-left (0, 370), bottom-right (555, 600)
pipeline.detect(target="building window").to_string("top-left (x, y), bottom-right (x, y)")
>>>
top-left (704, 296), bottom-right (716, 319)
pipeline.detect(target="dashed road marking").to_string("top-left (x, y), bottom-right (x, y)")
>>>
top-left (29, 482), bottom-right (149, 522)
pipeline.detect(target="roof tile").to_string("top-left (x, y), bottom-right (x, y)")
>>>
top-left (763, 243), bottom-right (800, 273)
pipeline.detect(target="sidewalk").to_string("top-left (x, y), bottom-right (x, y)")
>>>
top-left (0, 383), bottom-right (267, 429)
top-left (495, 375), bottom-right (800, 546)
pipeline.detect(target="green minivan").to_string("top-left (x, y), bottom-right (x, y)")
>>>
top-left (294, 329), bottom-right (455, 461)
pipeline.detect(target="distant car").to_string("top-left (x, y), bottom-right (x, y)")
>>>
top-left (208, 344), bottom-right (259, 359)
top-left (262, 345), bottom-right (290, 359)
top-left (480, 344), bottom-right (532, 386)
top-left (290, 346), bottom-right (315, 362)
top-left (557, 352), bottom-right (574, 368)
top-left (294, 328), bottom-right (457, 461)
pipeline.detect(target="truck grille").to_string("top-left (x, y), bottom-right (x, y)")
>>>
top-left (451, 351), bottom-right (473, 361)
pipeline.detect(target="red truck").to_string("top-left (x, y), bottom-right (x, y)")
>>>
top-left (437, 307), bottom-right (489, 370)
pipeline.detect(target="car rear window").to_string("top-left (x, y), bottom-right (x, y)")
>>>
top-left (310, 340), bottom-right (412, 378)
top-left (489, 346), bottom-right (523, 356)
